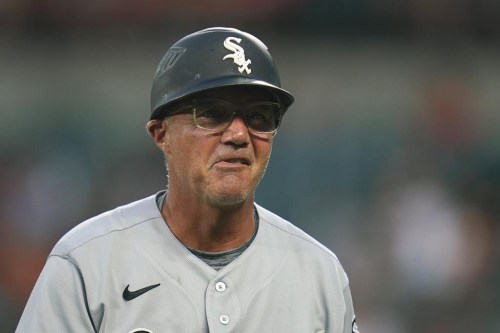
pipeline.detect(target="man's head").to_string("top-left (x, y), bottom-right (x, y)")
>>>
top-left (147, 28), bottom-right (294, 207)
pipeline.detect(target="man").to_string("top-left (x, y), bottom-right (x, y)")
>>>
top-left (17, 27), bottom-right (359, 333)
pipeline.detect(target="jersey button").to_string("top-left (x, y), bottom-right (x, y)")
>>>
top-left (215, 282), bottom-right (226, 292)
top-left (219, 314), bottom-right (230, 325)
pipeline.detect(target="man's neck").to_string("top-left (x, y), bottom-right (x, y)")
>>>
top-left (161, 194), bottom-right (256, 253)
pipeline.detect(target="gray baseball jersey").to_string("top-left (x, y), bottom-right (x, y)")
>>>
top-left (17, 193), bottom-right (359, 333)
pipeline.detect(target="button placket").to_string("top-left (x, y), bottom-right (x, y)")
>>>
top-left (206, 276), bottom-right (240, 331)
top-left (216, 282), bottom-right (229, 325)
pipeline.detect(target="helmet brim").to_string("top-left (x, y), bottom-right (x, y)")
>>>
top-left (150, 77), bottom-right (294, 120)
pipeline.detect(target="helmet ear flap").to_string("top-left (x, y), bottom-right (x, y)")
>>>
top-left (150, 27), bottom-right (294, 120)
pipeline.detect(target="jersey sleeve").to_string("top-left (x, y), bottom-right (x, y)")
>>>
top-left (342, 284), bottom-right (360, 333)
top-left (16, 255), bottom-right (96, 333)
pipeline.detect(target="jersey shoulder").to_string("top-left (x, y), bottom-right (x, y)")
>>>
top-left (51, 194), bottom-right (161, 258)
top-left (255, 204), bottom-right (350, 288)
top-left (255, 203), bottom-right (342, 264)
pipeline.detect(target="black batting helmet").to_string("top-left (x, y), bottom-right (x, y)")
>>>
top-left (150, 27), bottom-right (294, 120)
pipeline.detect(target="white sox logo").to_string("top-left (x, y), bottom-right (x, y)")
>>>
top-left (223, 37), bottom-right (252, 74)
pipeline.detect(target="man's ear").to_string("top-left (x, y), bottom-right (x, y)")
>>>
top-left (146, 119), bottom-right (169, 151)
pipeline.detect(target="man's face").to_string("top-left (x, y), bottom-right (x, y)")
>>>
top-left (158, 86), bottom-right (279, 207)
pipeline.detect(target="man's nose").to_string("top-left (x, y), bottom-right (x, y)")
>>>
top-left (220, 115), bottom-right (250, 145)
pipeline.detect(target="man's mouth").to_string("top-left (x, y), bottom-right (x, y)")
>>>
top-left (223, 158), bottom-right (251, 166)
top-left (212, 155), bottom-right (252, 168)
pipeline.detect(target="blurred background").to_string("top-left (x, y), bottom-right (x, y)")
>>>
top-left (1, 0), bottom-right (500, 332)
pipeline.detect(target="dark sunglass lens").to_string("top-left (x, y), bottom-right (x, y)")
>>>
top-left (245, 104), bottom-right (281, 133)
top-left (194, 102), bottom-right (233, 130)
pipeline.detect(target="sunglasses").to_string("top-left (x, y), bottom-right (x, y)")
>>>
top-left (168, 98), bottom-right (284, 135)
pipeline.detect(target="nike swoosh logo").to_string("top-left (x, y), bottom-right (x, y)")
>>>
top-left (123, 283), bottom-right (160, 301)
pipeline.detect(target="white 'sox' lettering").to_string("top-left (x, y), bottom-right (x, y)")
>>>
top-left (222, 37), bottom-right (252, 74)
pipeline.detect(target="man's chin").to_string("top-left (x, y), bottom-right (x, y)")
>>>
top-left (204, 175), bottom-right (261, 207)
top-left (206, 190), bottom-right (253, 207)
